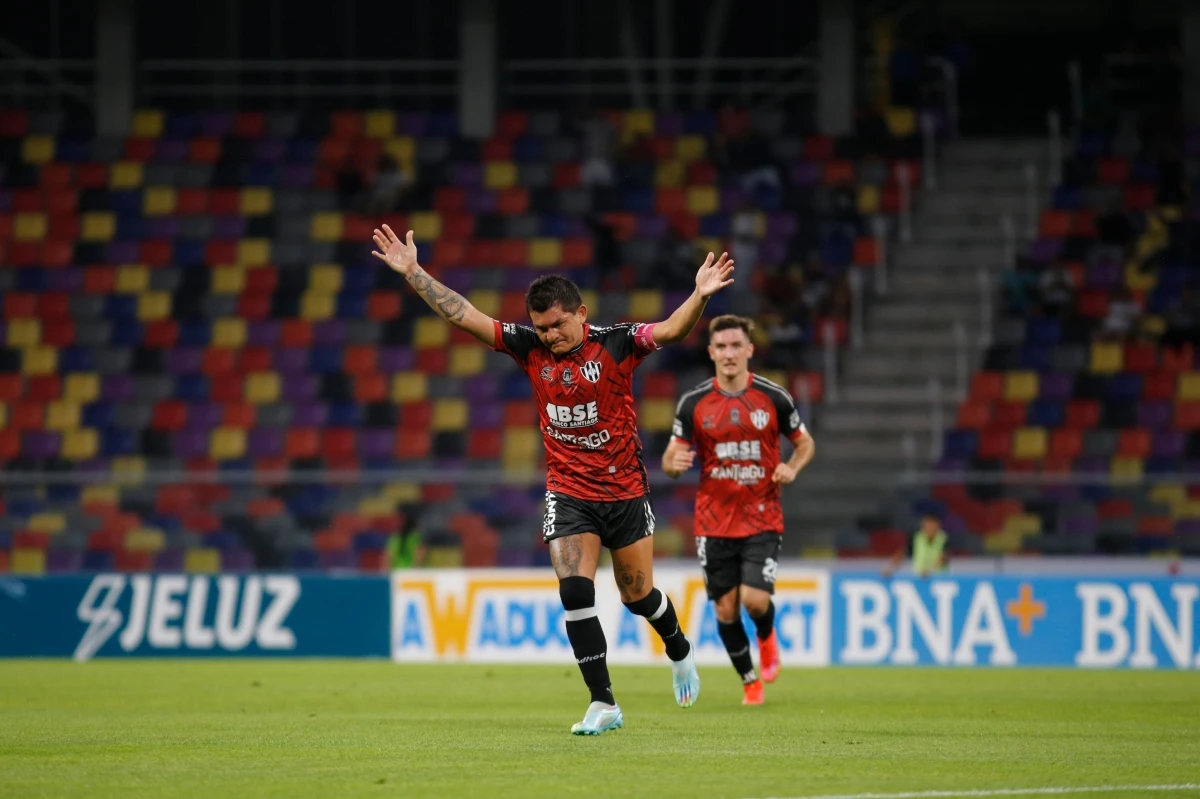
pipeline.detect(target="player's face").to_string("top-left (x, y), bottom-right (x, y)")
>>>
top-left (708, 328), bottom-right (753, 379)
top-left (528, 303), bottom-right (588, 355)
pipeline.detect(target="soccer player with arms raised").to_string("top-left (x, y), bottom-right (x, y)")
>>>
top-left (372, 225), bottom-right (733, 734)
top-left (662, 315), bottom-right (815, 705)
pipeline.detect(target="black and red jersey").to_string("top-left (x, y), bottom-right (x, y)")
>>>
top-left (672, 374), bottom-right (806, 538)
top-left (492, 319), bottom-right (658, 502)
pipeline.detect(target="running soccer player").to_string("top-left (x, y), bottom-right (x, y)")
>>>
top-left (661, 315), bottom-right (815, 705)
top-left (372, 225), bottom-right (733, 734)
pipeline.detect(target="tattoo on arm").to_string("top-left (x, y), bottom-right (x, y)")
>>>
top-left (407, 267), bottom-right (468, 323)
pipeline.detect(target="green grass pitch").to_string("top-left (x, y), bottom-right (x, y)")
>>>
top-left (1, 661), bottom-right (1198, 799)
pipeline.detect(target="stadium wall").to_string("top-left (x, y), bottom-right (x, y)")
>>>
top-left (2, 569), bottom-right (1198, 668)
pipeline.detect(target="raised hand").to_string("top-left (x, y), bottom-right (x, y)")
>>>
top-left (371, 225), bottom-right (419, 277)
top-left (694, 251), bottom-right (735, 298)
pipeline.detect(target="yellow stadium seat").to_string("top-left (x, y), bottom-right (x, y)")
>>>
top-left (81, 212), bottom-right (117, 242)
top-left (365, 111), bottom-right (396, 138)
top-left (391, 372), bottom-right (428, 403)
top-left (11, 549), bottom-right (46, 575)
top-left (1150, 483), bottom-right (1186, 506)
top-left (1111, 456), bottom-right (1144, 483)
top-left (885, 107), bottom-right (917, 137)
top-left (22, 346), bottom-right (57, 375)
top-left (1090, 342), bottom-right (1123, 373)
top-left (28, 512), bottom-right (65, 534)
top-left (857, 185), bottom-right (881, 215)
top-left (628, 290), bottom-right (663, 320)
top-left (675, 135), bottom-right (707, 162)
top-left (115, 264), bottom-right (149, 293)
top-left (109, 162), bottom-right (143, 189)
top-left (426, 547), bottom-right (464, 568)
top-left (22, 135), bottom-right (55, 164)
top-left (467, 289), bottom-right (500, 317)
top-left (1012, 427), bottom-right (1047, 459)
top-left (14, 212), bottom-right (47, 241)
top-left (137, 290), bottom-right (172, 321)
top-left (1141, 315), bottom-right (1165, 337)
top-left (126, 528), bottom-right (166, 553)
top-left (383, 481), bottom-right (422, 504)
top-left (1002, 513), bottom-right (1042, 537)
top-left (211, 266), bottom-right (246, 295)
top-left (62, 428), bottom-right (99, 461)
top-left (385, 136), bottom-right (415, 164)
top-left (529, 239), bottom-right (562, 267)
top-left (0, 404), bottom-right (7, 428)
top-left (237, 239), bottom-right (270, 266)
top-left (309, 264), bottom-right (343, 293)
top-left (503, 428), bottom-right (541, 470)
top-left (1179, 373), bottom-right (1200, 400)
top-left (432, 398), bottom-right (469, 431)
top-left (1124, 262), bottom-right (1156, 293)
top-left (300, 292), bottom-right (334, 321)
top-left (143, 186), bottom-right (176, 215)
top-left (410, 212), bottom-right (442, 240)
top-left (240, 187), bottom-right (273, 215)
top-left (212, 318), bottom-right (247, 348)
top-left (686, 186), bottom-right (719, 215)
top-left (7, 319), bottom-right (40, 348)
top-left (132, 109), bottom-right (164, 137)
top-left (65, 373), bottom-right (100, 403)
top-left (1178, 501), bottom-right (1200, 519)
top-left (112, 455), bottom-right (146, 480)
top-left (45, 401), bottom-right (81, 431)
top-left (310, 212), bottom-right (344, 242)
top-left (640, 399), bottom-right (675, 432)
top-left (622, 110), bottom-right (655, 138)
top-left (246, 372), bottom-right (281, 404)
top-left (653, 525), bottom-right (685, 557)
top-left (579, 290), bottom-right (599, 316)
top-left (984, 529), bottom-right (1024, 554)
top-left (484, 162), bottom-right (518, 190)
top-left (357, 496), bottom-right (395, 516)
top-left (655, 161), bottom-right (685, 187)
top-left (801, 546), bottom-right (837, 560)
top-left (210, 428), bottom-right (246, 460)
top-left (82, 484), bottom-right (120, 505)
top-left (758, 369), bottom-right (789, 388)
top-left (185, 549), bottom-right (221, 574)
top-left (694, 236), bottom-right (724, 256)
top-left (449, 346), bottom-right (485, 376)
top-left (1004, 371), bottom-right (1039, 402)
top-left (415, 317), bottom-right (450, 348)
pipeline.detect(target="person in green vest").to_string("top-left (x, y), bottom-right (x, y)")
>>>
top-left (882, 513), bottom-right (948, 578)
top-left (388, 504), bottom-right (427, 570)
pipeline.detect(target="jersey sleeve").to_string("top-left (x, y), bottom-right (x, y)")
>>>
top-left (672, 389), bottom-right (702, 445)
top-left (598, 322), bottom-right (661, 368)
top-left (771, 386), bottom-right (807, 441)
top-left (490, 319), bottom-right (540, 364)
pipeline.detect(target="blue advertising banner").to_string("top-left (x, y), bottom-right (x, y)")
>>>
top-left (0, 574), bottom-right (391, 660)
top-left (830, 574), bottom-right (1200, 669)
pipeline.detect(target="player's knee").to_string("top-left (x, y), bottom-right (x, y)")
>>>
top-left (623, 587), bottom-right (668, 620)
top-left (559, 576), bottom-right (595, 611)
top-left (742, 593), bottom-right (770, 618)
top-left (714, 590), bottom-right (740, 624)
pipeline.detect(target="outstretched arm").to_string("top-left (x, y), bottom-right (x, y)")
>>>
top-left (372, 225), bottom-right (496, 346)
top-left (651, 251), bottom-right (735, 346)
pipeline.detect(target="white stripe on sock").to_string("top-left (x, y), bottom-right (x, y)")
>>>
top-left (564, 606), bottom-right (598, 622)
top-left (648, 591), bottom-right (669, 621)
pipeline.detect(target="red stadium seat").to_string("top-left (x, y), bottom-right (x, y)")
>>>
top-left (1117, 429), bottom-right (1151, 458)
top-left (1065, 400), bottom-right (1100, 429)
top-left (1142, 371), bottom-right (1177, 401)
top-left (992, 401), bottom-right (1027, 427)
top-left (285, 429), bottom-right (320, 459)
top-left (396, 431), bottom-right (432, 459)
top-left (353, 373), bottom-right (387, 403)
top-left (467, 429), bottom-right (502, 459)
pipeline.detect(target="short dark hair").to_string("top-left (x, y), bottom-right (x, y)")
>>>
top-left (708, 314), bottom-right (754, 342)
top-left (526, 274), bottom-right (582, 314)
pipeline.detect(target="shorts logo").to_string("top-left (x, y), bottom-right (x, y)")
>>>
top-left (540, 365), bottom-right (555, 382)
top-left (695, 537), bottom-right (707, 568)
top-left (751, 409), bottom-right (770, 430)
top-left (730, 409), bottom-right (740, 425)
top-left (561, 367), bottom-right (574, 385)
top-left (543, 492), bottom-right (558, 539)
top-left (580, 361), bottom-right (602, 383)
top-left (762, 557), bottom-right (778, 585)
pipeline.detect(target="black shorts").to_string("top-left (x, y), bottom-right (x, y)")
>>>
top-left (542, 491), bottom-right (654, 550)
top-left (696, 532), bottom-right (782, 600)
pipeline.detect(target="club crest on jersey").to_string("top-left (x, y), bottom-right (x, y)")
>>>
top-left (751, 409), bottom-right (770, 430)
top-left (561, 367), bottom-right (574, 385)
top-left (580, 360), bottom-right (602, 383)
top-left (702, 416), bottom-right (716, 429)
top-left (730, 408), bottom-right (740, 425)
top-left (540, 365), bottom-right (555, 382)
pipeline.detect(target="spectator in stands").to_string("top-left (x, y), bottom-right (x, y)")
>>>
top-left (580, 111), bottom-right (616, 187)
top-left (1037, 260), bottom-right (1076, 318)
top-left (1100, 287), bottom-right (1142, 342)
top-left (855, 104), bottom-right (892, 157)
top-left (657, 224), bottom-right (702, 292)
top-left (365, 154), bottom-right (410, 215)
top-left (758, 311), bottom-right (807, 370)
top-left (1096, 200), bottom-right (1133, 249)
top-left (336, 154), bottom-right (365, 210)
top-left (1003, 254), bottom-right (1040, 315)
top-left (584, 213), bottom-right (620, 286)
top-left (882, 514), bottom-right (948, 579)
top-left (389, 504), bottom-right (428, 569)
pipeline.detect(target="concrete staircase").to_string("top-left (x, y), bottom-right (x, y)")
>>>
top-left (786, 138), bottom-right (1048, 553)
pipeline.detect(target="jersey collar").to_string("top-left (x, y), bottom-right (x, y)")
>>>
top-left (714, 372), bottom-right (754, 397)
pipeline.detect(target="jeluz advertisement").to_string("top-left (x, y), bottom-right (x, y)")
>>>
top-left (392, 568), bottom-right (831, 666)
top-left (831, 575), bottom-right (1200, 669)
top-left (0, 574), bottom-right (391, 660)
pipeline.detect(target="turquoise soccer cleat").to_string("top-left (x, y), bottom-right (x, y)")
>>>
top-left (671, 643), bottom-right (701, 708)
top-left (570, 701), bottom-right (624, 735)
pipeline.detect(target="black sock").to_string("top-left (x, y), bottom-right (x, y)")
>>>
top-left (717, 620), bottom-right (758, 685)
top-left (625, 588), bottom-right (691, 662)
top-left (560, 576), bottom-right (614, 706)
top-left (751, 600), bottom-right (776, 641)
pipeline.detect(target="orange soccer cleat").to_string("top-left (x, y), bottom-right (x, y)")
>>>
top-left (758, 630), bottom-right (781, 683)
top-left (741, 680), bottom-right (764, 705)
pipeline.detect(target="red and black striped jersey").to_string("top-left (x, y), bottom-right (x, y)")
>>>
top-left (672, 374), bottom-right (806, 538)
top-left (492, 319), bottom-right (659, 502)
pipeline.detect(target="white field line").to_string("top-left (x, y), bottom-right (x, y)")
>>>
top-left (759, 784), bottom-right (1200, 799)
